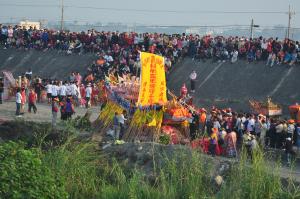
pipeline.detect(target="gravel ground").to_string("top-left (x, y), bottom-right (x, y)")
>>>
top-left (0, 100), bottom-right (100, 123)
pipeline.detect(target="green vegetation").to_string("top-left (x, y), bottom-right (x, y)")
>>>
top-left (0, 141), bottom-right (67, 199)
top-left (1, 120), bottom-right (300, 199)
top-left (159, 134), bottom-right (171, 145)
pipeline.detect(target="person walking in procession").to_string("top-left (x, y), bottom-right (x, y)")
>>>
top-left (118, 110), bottom-right (127, 139)
top-left (20, 87), bottom-right (26, 114)
top-left (64, 98), bottom-right (75, 120)
top-left (209, 127), bottom-right (218, 157)
top-left (28, 88), bottom-right (37, 113)
top-left (51, 97), bottom-right (59, 127)
top-left (15, 88), bottom-right (22, 117)
top-left (46, 81), bottom-right (52, 104)
top-left (85, 83), bottom-right (92, 108)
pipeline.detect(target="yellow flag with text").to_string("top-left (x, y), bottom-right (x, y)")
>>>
top-left (138, 52), bottom-right (167, 106)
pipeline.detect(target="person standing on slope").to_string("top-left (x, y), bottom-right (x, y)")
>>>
top-left (0, 77), bottom-right (3, 104)
top-left (189, 70), bottom-right (197, 93)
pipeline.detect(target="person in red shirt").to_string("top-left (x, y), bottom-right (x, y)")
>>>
top-left (91, 83), bottom-right (99, 106)
top-left (28, 88), bottom-right (37, 113)
top-left (79, 84), bottom-right (86, 107)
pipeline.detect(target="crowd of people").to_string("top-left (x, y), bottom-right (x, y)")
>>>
top-left (1, 24), bottom-right (299, 68)
top-left (187, 105), bottom-right (300, 165)
top-left (13, 70), bottom-right (103, 126)
top-left (175, 81), bottom-right (299, 164)
top-left (190, 35), bottom-right (300, 66)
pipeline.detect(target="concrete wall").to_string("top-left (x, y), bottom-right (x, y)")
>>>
top-left (167, 59), bottom-right (300, 113)
top-left (0, 49), bottom-right (96, 79)
top-left (0, 48), bottom-right (299, 113)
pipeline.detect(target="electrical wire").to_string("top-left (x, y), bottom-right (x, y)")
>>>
top-left (0, 3), bottom-right (289, 14)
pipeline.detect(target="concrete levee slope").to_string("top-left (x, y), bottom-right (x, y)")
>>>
top-left (0, 49), bottom-right (96, 79)
top-left (0, 49), bottom-right (299, 113)
top-left (167, 59), bottom-right (300, 113)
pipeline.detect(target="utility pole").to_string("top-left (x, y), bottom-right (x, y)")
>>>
top-left (250, 19), bottom-right (259, 39)
top-left (60, 0), bottom-right (64, 31)
top-left (250, 19), bottom-right (254, 39)
top-left (287, 5), bottom-right (295, 39)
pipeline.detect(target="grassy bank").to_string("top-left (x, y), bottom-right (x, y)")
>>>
top-left (1, 120), bottom-right (300, 198)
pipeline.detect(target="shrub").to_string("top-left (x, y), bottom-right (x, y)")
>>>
top-left (0, 141), bottom-right (67, 199)
top-left (159, 134), bottom-right (170, 145)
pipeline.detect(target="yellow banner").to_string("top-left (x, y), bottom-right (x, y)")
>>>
top-left (138, 52), bottom-right (167, 106)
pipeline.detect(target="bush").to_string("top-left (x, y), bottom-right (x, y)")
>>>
top-left (159, 134), bottom-right (170, 145)
top-left (0, 141), bottom-right (67, 199)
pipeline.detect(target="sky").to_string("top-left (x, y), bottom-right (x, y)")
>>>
top-left (0, 0), bottom-right (299, 28)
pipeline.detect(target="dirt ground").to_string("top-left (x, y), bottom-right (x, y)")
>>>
top-left (0, 100), bottom-right (100, 123)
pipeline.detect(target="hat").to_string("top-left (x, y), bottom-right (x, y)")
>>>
top-left (53, 97), bottom-right (59, 102)
top-left (288, 119), bottom-right (295, 124)
top-left (286, 137), bottom-right (292, 141)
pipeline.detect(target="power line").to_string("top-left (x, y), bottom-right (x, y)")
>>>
top-left (65, 6), bottom-right (287, 14)
top-left (0, 3), bottom-right (288, 14)
top-left (0, 3), bottom-right (59, 8)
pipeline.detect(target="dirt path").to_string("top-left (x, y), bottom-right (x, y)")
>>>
top-left (0, 101), bottom-right (100, 123)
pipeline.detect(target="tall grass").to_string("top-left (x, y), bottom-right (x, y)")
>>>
top-left (42, 140), bottom-right (101, 198)
top-left (6, 120), bottom-right (300, 199)
top-left (39, 137), bottom-right (300, 199)
top-left (217, 148), bottom-right (300, 199)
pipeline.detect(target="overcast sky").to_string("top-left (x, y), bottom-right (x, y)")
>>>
top-left (0, 0), bottom-right (299, 27)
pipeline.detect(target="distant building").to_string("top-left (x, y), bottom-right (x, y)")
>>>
top-left (185, 27), bottom-right (201, 34)
top-left (19, 21), bottom-right (41, 30)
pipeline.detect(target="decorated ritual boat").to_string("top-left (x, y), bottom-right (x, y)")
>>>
top-left (95, 52), bottom-right (194, 143)
top-left (249, 97), bottom-right (282, 116)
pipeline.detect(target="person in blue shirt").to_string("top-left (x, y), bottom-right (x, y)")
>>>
top-left (41, 30), bottom-right (49, 48)
top-left (284, 53), bottom-right (292, 64)
top-left (296, 124), bottom-right (300, 153)
top-left (1, 25), bottom-right (8, 49)
top-left (247, 48), bottom-right (255, 63)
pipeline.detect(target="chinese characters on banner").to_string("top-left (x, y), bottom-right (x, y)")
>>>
top-left (138, 52), bottom-right (167, 106)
